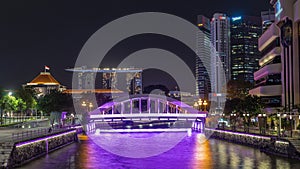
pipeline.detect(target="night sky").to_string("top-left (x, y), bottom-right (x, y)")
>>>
top-left (0, 0), bottom-right (272, 90)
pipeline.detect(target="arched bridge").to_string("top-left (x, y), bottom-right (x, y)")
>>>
top-left (89, 94), bottom-right (207, 123)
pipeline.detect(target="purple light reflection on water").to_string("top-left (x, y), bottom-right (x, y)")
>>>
top-left (18, 133), bottom-right (300, 169)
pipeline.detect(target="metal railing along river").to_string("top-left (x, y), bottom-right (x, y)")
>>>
top-left (11, 125), bottom-right (82, 142)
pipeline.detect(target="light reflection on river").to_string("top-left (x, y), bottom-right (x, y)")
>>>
top-left (19, 132), bottom-right (300, 169)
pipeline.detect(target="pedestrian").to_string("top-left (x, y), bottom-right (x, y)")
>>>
top-left (48, 127), bottom-right (52, 133)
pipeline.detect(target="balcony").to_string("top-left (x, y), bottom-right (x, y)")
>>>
top-left (259, 47), bottom-right (281, 66)
top-left (249, 85), bottom-right (282, 97)
top-left (258, 23), bottom-right (279, 51)
top-left (254, 63), bottom-right (281, 81)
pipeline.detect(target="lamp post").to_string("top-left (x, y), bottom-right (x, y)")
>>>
top-left (289, 114), bottom-right (293, 137)
top-left (277, 112), bottom-right (282, 137)
top-left (258, 113), bottom-right (267, 135)
top-left (243, 113), bottom-right (250, 133)
top-left (88, 102), bottom-right (93, 112)
top-left (194, 99), bottom-right (203, 111)
top-left (82, 101), bottom-right (94, 112)
top-left (82, 101), bottom-right (87, 112)
top-left (198, 99), bottom-right (203, 111)
top-left (203, 100), bottom-right (208, 111)
top-left (230, 113), bottom-right (237, 131)
top-left (194, 102), bottom-right (199, 111)
top-left (220, 113), bottom-right (226, 129)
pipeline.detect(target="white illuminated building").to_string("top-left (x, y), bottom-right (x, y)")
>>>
top-left (250, 0), bottom-right (300, 118)
top-left (210, 13), bottom-right (230, 113)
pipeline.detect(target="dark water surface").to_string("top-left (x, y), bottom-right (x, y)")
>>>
top-left (19, 132), bottom-right (300, 169)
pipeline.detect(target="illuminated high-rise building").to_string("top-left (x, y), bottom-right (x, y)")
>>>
top-left (196, 15), bottom-right (211, 99)
top-left (66, 67), bottom-right (143, 95)
top-left (231, 16), bottom-right (262, 83)
top-left (210, 13), bottom-right (230, 113)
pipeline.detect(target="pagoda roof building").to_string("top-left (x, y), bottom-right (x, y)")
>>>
top-left (27, 72), bottom-right (60, 85)
top-left (24, 71), bottom-right (66, 97)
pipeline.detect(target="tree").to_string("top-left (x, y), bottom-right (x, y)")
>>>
top-left (16, 87), bottom-right (37, 114)
top-left (227, 80), bottom-right (253, 100)
top-left (0, 95), bottom-right (18, 117)
top-left (38, 90), bottom-right (74, 116)
top-left (16, 98), bottom-right (27, 113)
top-left (224, 98), bottom-right (243, 115)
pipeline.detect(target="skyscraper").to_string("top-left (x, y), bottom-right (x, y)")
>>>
top-left (211, 13), bottom-right (231, 83)
top-left (231, 16), bottom-right (262, 83)
top-left (210, 13), bottom-right (230, 113)
top-left (196, 15), bottom-right (211, 99)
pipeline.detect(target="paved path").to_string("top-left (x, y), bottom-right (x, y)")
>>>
top-left (0, 119), bottom-right (50, 142)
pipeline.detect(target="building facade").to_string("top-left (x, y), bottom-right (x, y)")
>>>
top-left (24, 71), bottom-right (66, 97)
top-left (231, 16), bottom-right (262, 83)
top-left (66, 67), bottom-right (143, 95)
top-left (250, 0), bottom-right (300, 114)
top-left (210, 13), bottom-right (230, 113)
top-left (196, 15), bottom-right (211, 99)
top-left (249, 12), bottom-right (281, 110)
top-left (273, 0), bottom-right (300, 112)
top-left (261, 10), bottom-right (276, 33)
top-left (211, 13), bottom-right (231, 83)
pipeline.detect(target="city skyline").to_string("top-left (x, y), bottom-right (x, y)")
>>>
top-left (0, 0), bottom-right (272, 89)
top-left (1, 1), bottom-right (300, 168)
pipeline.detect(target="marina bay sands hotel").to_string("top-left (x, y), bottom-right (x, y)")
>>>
top-left (65, 66), bottom-right (143, 95)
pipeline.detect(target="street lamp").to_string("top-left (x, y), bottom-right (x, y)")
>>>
top-left (203, 100), bottom-right (208, 111)
top-left (82, 101), bottom-right (87, 113)
top-left (194, 102), bottom-right (199, 110)
top-left (290, 114), bottom-right (293, 137)
top-left (194, 99), bottom-right (202, 111)
top-left (230, 113), bottom-right (237, 131)
top-left (88, 102), bottom-right (93, 112)
top-left (277, 112), bottom-right (282, 137)
top-left (82, 101), bottom-right (94, 112)
top-left (258, 113), bottom-right (267, 135)
top-left (198, 99), bottom-right (203, 111)
top-left (220, 113), bottom-right (226, 129)
top-left (243, 113), bottom-right (250, 133)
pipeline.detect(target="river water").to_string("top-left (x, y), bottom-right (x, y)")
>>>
top-left (19, 132), bottom-right (300, 169)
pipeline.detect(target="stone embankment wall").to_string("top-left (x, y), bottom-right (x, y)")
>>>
top-left (3, 129), bottom-right (78, 168)
top-left (205, 128), bottom-right (300, 159)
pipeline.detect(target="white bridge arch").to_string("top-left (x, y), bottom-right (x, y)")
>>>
top-left (89, 94), bottom-right (207, 122)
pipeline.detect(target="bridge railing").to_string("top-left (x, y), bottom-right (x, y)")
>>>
top-left (11, 125), bottom-right (82, 143)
